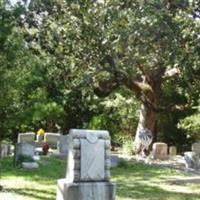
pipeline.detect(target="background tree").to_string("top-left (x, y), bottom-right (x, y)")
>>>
top-left (21, 0), bottom-right (200, 152)
top-left (1, 0), bottom-right (199, 153)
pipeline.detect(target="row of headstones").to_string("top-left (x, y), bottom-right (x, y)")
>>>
top-left (14, 134), bottom-right (70, 169)
top-left (0, 134), bottom-right (69, 168)
top-left (151, 142), bottom-right (177, 159)
top-left (18, 132), bottom-right (60, 148)
top-left (152, 142), bottom-right (200, 170)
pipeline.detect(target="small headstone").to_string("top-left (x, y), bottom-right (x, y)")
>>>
top-left (22, 162), bottom-right (39, 169)
top-left (184, 151), bottom-right (200, 169)
top-left (44, 133), bottom-right (60, 148)
top-left (58, 135), bottom-right (70, 156)
top-left (0, 143), bottom-right (10, 158)
top-left (169, 146), bottom-right (177, 156)
top-left (192, 142), bottom-right (200, 155)
top-left (17, 132), bottom-right (35, 144)
top-left (56, 129), bottom-right (116, 200)
top-left (152, 142), bottom-right (168, 160)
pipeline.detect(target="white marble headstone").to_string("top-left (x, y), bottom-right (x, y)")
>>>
top-left (18, 132), bottom-right (35, 143)
top-left (66, 129), bottom-right (111, 182)
top-left (44, 133), bottom-right (60, 148)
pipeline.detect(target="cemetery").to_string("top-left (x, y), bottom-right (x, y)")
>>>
top-left (1, 0), bottom-right (200, 200)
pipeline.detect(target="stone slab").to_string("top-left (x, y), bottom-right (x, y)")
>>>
top-left (57, 179), bottom-right (116, 200)
top-left (22, 162), bottom-right (39, 169)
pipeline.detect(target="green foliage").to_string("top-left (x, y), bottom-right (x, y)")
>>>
top-left (0, 0), bottom-right (200, 150)
top-left (178, 105), bottom-right (200, 140)
top-left (122, 140), bottom-right (136, 155)
top-left (88, 91), bottom-right (139, 141)
top-left (117, 159), bottom-right (131, 168)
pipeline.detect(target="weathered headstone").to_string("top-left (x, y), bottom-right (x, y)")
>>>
top-left (192, 142), bottom-right (200, 155)
top-left (184, 151), bottom-right (200, 169)
top-left (17, 132), bottom-right (35, 144)
top-left (58, 135), bottom-right (70, 156)
top-left (0, 143), bottom-right (10, 158)
top-left (56, 129), bottom-right (116, 200)
top-left (152, 142), bottom-right (168, 160)
top-left (15, 143), bottom-right (35, 164)
top-left (169, 146), bottom-right (177, 156)
top-left (44, 133), bottom-right (60, 148)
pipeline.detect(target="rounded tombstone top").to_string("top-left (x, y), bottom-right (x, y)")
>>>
top-left (86, 132), bottom-right (98, 144)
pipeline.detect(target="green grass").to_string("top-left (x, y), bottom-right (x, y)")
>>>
top-left (1, 156), bottom-right (200, 200)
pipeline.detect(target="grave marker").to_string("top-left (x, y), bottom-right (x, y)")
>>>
top-left (56, 129), bottom-right (116, 200)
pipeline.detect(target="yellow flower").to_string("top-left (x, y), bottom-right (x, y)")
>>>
top-left (37, 128), bottom-right (45, 136)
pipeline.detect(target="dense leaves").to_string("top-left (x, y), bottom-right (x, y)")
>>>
top-left (0, 0), bottom-right (200, 151)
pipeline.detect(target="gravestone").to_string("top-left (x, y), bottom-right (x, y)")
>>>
top-left (184, 151), bottom-right (200, 169)
top-left (17, 132), bottom-right (35, 144)
top-left (58, 135), bottom-right (70, 156)
top-left (192, 142), bottom-right (200, 156)
top-left (169, 146), bottom-right (177, 156)
top-left (0, 143), bottom-right (10, 158)
top-left (44, 133), bottom-right (60, 148)
top-left (152, 142), bottom-right (168, 160)
top-left (56, 129), bottom-right (116, 200)
top-left (15, 143), bottom-right (35, 164)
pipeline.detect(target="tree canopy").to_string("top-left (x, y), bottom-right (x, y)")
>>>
top-left (0, 0), bottom-right (200, 151)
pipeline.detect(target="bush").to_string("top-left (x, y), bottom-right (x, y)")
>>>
top-left (122, 140), bottom-right (136, 155)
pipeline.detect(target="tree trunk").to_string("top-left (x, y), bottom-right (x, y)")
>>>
top-left (135, 102), bottom-right (156, 155)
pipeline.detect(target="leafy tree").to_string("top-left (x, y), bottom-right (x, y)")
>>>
top-left (0, 0), bottom-right (26, 141)
top-left (19, 0), bottom-right (200, 153)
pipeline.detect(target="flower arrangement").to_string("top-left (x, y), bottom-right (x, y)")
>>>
top-left (42, 143), bottom-right (49, 155)
top-left (37, 128), bottom-right (45, 136)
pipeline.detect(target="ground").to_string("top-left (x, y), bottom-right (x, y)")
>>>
top-left (1, 156), bottom-right (200, 200)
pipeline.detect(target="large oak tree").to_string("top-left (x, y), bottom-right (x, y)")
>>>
top-left (22, 0), bottom-right (200, 152)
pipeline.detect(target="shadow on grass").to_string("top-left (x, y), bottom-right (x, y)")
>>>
top-left (0, 156), bottom-right (66, 183)
top-left (7, 188), bottom-right (55, 200)
top-left (111, 162), bottom-right (183, 181)
top-left (116, 182), bottom-right (200, 200)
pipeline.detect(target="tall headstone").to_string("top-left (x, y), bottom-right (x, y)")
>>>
top-left (58, 135), bottom-right (70, 156)
top-left (17, 132), bottom-right (35, 144)
top-left (56, 129), bottom-right (116, 200)
top-left (44, 133), bottom-right (60, 148)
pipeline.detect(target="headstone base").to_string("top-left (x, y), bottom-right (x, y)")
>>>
top-left (57, 179), bottom-right (116, 200)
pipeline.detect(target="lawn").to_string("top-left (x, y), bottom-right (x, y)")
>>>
top-left (1, 156), bottom-right (200, 200)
